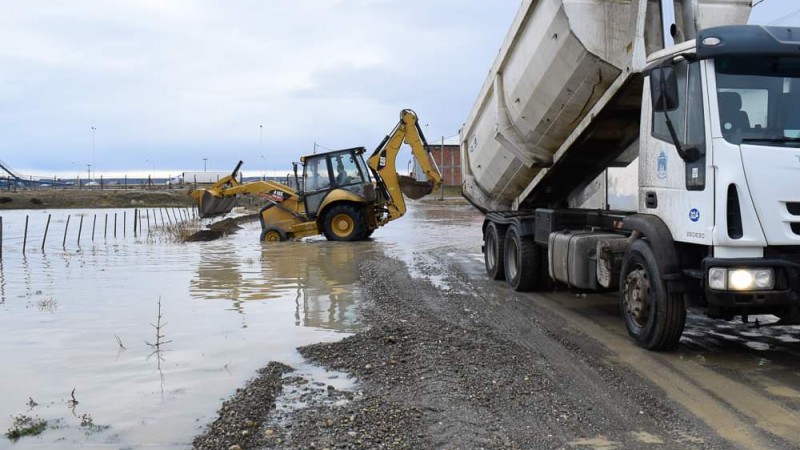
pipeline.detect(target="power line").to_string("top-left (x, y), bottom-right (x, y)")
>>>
top-left (769, 6), bottom-right (800, 25)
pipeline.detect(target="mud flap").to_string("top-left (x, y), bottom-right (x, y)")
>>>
top-left (198, 191), bottom-right (238, 218)
top-left (398, 175), bottom-right (433, 200)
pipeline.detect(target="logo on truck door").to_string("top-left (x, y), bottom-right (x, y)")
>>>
top-left (657, 151), bottom-right (667, 179)
top-left (689, 208), bottom-right (700, 222)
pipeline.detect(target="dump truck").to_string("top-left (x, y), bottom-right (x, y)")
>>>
top-left (191, 109), bottom-right (442, 241)
top-left (462, 0), bottom-right (800, 349)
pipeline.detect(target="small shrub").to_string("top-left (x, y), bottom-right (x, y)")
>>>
top-left (6, 413), bottom-right (47, 440)
top-left (30, 198), bottom-right (43, 205)
top-left (0, 197), bottom-right (11, 204)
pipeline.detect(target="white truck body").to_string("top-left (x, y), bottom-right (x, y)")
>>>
top-left (180, 171), bottom-right (229, 184)
top-left (463, 0), bottom-right (800, 350)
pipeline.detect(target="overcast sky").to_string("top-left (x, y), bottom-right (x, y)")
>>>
top-left (1, 0), bottom-right (797, 178)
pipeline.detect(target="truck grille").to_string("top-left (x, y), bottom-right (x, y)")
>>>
top-left (793, 223), bottom-right (800, 236)
top-left (788, 202), bottom-right (800, 216)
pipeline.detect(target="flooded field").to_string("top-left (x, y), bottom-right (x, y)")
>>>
top-left (0, 203), bottom-right (484, 448)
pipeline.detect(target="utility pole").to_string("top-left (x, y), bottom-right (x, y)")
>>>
top-left (91, 126), bottom-right (96, 179)
top-left (86, 164), bottom-right (91, 181)
top-left (440, 136), bottom-right (445, 200)
top-left (203, 158), bottom-right (208, 172)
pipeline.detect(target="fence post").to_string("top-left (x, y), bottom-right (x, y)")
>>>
top-left (62, 215), bottom-right (71, 249)
top-left (92, 215), bottom-right (97, 241)
top-left (114, 213), bottom-right (117, 238)
top-left (0, 216), bottom-right (3, 259)
top-left (42, 214), bottom-right (51, 250)
top-left (159, 208), bottom-right (165, 226)
top-left (146, 208), bottom-right (151, 232)
top-left (77, 215), bottom-right (84, 246)
top-left (133, 208), bottom-right (138, 237)
top-left (123, 211), bottom-right (127, 237)
top-left (23, 215), bottom-right (29, 254)
top-left (138, 208), bottom-right (143, 234)
top-left (105, 213), bottom-right (108, 239)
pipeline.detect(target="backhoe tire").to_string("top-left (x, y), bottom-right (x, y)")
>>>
top-left (503, 225), bottom-right (540, 292)
top-left (484, 222), bottom-right (506, 280)
top-left (620, 239), bottom-right (686, 350)
top-left (323, 204), bottom-right (367, 242)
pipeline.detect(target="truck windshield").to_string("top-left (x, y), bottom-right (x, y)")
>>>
top-left (715, 55), bottom-right (800, 147)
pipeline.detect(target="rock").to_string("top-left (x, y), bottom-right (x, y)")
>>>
top-left (229, 445), bottom-right (242, 450)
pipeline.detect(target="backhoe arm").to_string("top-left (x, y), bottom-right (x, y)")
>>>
top-left (367, 109), bottom-right (442, 221)
top-left (190, 161), bottom-right (300, 217)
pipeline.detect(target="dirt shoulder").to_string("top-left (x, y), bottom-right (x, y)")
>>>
top-left (0, 189), bottom-right (195, 209)
top-left (194, 247), bottom-right (736, 449)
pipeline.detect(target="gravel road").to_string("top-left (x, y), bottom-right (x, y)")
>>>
top-left (194, 202), bottom-right (800, 450)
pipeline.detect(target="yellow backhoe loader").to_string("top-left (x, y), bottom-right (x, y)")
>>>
top-left (190, 109), bottom-right (441, 242)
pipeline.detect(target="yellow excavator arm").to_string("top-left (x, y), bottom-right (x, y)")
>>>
top-left (367, 109), bottom-right (442, 221)
top-left (190, 161), bottom-right (300, 217)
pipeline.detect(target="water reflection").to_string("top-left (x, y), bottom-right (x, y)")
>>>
top-left (189, 240), bottom-right (371, 332)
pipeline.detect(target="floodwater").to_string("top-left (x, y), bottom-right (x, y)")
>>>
top-left (0, 202), bottom-right (485, 448)
top-left (0, 207), bottom-right (378, 448)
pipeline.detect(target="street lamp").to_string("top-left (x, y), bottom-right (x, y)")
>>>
top-left (91, 126), bottom-right (96, 176)
top-left (203, 157), bottom-right (208, 172)
top-left (86, 164), bottom-right (91, 181)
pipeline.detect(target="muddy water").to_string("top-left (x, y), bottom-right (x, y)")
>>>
top-left (0, 208), bottom-right (372, 448)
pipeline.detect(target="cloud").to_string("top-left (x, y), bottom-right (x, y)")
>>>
top-left (0, 1), bottom-right (519, 176)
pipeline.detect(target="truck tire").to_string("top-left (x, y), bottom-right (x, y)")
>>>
top-left (323, 204), bottom-right (367, 241)
top-left (484, 222), bottom-right (506, 280)
top-left (620, 239), bottom-right (686, 350)
top-left (504, 225), bottom-right (540, 291)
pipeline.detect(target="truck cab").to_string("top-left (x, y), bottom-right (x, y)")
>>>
top-left (641, 25), bottom-right (800, 323)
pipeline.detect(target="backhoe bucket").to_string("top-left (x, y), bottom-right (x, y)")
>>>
top-left (196, 190), bottom-right (238, 218)
top-left (398, 175), bottom-right (433, 200)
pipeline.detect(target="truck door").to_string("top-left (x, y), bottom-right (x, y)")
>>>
top-left (639, 59), bottom-right (714, 246)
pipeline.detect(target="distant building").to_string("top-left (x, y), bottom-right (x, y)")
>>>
top-left (413, 136), bottom-right (461, 186)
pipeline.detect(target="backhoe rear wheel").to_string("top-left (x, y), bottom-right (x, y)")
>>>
top-left (323, 204), bottom-right (367, 241)
top-left (484, 222), bottom-right (506, 280)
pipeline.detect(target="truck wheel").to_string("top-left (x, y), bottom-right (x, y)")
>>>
top-left (484, 222), bottom-right (506, 280)
top-left (504, 226), bottom-right (540, 291)
top-left (620, 239), bottom-right (686, 350)
top-left (323, 204), bottom-right (367, 241)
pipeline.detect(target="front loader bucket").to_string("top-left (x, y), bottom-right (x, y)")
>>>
top-left (398, 175), bottom-right (433, 200)
top-left (196, 191), bottom-right (238, 218)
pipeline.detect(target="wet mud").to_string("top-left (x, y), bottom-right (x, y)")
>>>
top-left (185, 213), bottom-right (260, 242)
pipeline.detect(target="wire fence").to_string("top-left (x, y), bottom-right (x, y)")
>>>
top-left (0, 206), bottom-right (200, 258)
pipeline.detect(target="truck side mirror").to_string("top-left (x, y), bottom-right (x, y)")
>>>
top-left (650, 66), bottom-right (679, 112)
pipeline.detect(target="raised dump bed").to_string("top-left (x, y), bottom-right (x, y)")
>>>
top-left (460, 0), bottom-right (751, 212)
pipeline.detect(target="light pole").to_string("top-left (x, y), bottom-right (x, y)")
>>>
top-left (91, 126), bottom-right (96, 179)
top-left (86, 164), bottom-right (91, 181)
top-left (203, 158), bottom-right (208, 172)
top-left (260, 154), bottom-right (266, 181)
top-left (259, 124), bottom-right (263, 148)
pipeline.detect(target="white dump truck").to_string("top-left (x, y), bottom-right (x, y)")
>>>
top-left (461, 0), bottom-right (800, 349)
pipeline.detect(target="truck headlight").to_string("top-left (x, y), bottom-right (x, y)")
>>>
top-left (708, 267), bottom-right (775, 291)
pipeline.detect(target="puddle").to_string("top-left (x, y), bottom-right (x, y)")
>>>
top-left (0, 208), bottom-right (370, 448)
top-left (269, 362), bottom-right (358, 434)
top-left (568, 436), bottom-right (620, 449)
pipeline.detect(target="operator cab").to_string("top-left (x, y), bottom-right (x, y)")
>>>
top-left (300, 147), bottom-right (374, 218)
